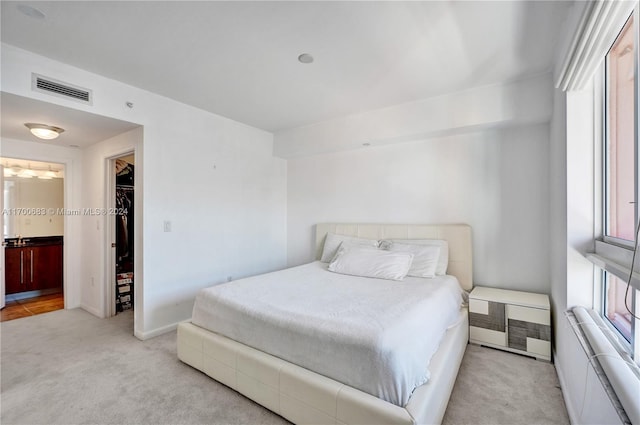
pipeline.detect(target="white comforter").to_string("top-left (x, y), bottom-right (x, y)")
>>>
top-left (191, 261), bottom-right (464, 406)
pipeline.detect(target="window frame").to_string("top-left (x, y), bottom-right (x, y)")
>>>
top-left (603, 10), bottom-right (638, 245)
top-left (598, 7), bottom-right (640, 363)
top-left (601, 271), bottom-right (635, 349)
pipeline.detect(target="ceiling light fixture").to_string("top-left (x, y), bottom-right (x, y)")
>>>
top-left (24, 123), bottom-right (65, 140)
top-left (298, 53), bottom-right (314, 64)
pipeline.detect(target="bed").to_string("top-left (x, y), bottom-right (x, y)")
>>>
top-left (177, 223), bottom-right (473, 424)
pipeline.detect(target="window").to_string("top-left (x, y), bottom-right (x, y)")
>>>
top-left (605, 14), bottom-right (636, 242)
top-left (601, 10), bottom-right (639, 360)
top-left (604, 271), bottom-right (634, 343)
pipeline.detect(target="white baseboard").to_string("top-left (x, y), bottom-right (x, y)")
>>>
top-left (80, 302), bottom-right (181, 341)
top-left (553, 349), bottom-right (580, 424)
top-left (80, 303), bottom-right (104, 318)
top-left (134, 320), bottom-right (183, 340)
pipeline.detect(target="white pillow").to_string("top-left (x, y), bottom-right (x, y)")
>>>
top-left (380, 239), bottom-right (449, 275)
top-left (320, 233), bottom-right (379, 263)
top-left (328, 245), bottom-right (414, 281)
top-left (387, 242), bottom-right (440, 278)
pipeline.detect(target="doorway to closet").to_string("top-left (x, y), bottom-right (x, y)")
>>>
top-left (111, 154), bottom-right (135, 316)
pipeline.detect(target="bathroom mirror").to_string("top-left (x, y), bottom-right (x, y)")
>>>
top-left (2, 158), bottom-right (64, 238)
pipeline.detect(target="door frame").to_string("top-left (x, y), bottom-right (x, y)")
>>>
top-left (1, 164), bottom-right (5, 309)
top-left (105, 150), bottom-right (136, 318)
top-left (0, 156), bottom-right (69, 310)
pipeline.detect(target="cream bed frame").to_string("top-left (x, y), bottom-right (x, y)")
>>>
top-left (177, 223), bottom-right (472, 424)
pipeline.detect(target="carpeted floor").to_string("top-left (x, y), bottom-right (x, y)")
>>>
top-left (1, 308), bottom-right (569, 425)
top-left (442, 343), bottom-right (569, 425)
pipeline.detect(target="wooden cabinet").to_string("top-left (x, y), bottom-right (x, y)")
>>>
top-left (4, 241), bottom-right (63, 295)
top-left (469, 286), bottom-right (551, 361)
top-left (32, 245), bottom-right (63, 290)
top-left (5, 247), bottom-right (24, 294)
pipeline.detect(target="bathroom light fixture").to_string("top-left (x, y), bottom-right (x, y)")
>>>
top-left (38, 167), bottom-right (57, 180)
top-left (24, 123), bottom-right (65, 140)
top-left (2, 162), bottom-right (63, 179)
top-left (3, 164), bottom-right (17, 178)
top-left (18, 165), bottom-right (36, 179)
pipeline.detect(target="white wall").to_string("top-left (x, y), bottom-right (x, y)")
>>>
top-left (80, 127), bottom-right (141, 319)
top-left (284, 74), bottom-right (553, 294)
top-left (140, 114), bottom-right (287, 338)
top-left (549, 85), bottom-right (568, 329)
top-left (564, 86), bottom-right (597, 308)
top-left (287, 123), bottom-right (551, 293)
top-left (550, 82), bottom-right (603, 423)
top-left (2, 44), bottom-right (288, 338)
top-left (275, 73), bottom-right (552, 158)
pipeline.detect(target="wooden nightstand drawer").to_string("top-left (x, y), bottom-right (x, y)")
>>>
top-left (469, 298), bottom-right (489, 315)
top-left (469, 300), bottom-right (505, 331)
top-left (469, 286), bottom-right (551, 361)
top-left (470, 326), bottom-right (506, 347)
top-left (507, 304), bottom-right (550, 325)
top-left (469, 298), bottom-right (506, 348)
top-left (526, 338), bottom-right (551, 357)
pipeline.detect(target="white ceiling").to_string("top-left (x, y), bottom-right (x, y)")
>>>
top-left (1, 92), bottom-right (140, 148)
top-left (1, 1), bottom-right (573, 133)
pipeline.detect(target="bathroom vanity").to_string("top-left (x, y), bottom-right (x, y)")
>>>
top-left (4, 236), bottom-right (63, 295)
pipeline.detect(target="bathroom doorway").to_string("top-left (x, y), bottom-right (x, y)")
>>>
top-left (0, 158), bottom-right (65, 321)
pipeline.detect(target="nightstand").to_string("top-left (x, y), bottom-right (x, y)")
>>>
top-left (469, 286), bottom-right (551, 361)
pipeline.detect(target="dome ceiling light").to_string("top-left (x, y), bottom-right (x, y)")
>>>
top-left (24, 123), bottom-right (65, 140)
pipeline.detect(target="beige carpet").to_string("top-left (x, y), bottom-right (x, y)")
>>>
top-left (1, 308), bottom-right (569, 425)
top-left (442, 344), bottom-right (569, 425)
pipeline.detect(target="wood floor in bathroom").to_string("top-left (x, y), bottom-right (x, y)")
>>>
top-left (1, 293), bottom-right (64, 322)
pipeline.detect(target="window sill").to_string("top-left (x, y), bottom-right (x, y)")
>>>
top-left (585, 253), bottom-right (640, 291)
top-left (587, 238), bottom-right (640, 292)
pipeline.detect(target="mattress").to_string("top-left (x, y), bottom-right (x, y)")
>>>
top-left (191, 261), bottom-right (464, 406)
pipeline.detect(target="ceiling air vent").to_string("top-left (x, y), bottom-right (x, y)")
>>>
top-left (31, 73), bottom-right (93, 105)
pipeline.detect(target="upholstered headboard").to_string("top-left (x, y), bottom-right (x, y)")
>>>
top-left (315, 223), bottom-right (473, 291)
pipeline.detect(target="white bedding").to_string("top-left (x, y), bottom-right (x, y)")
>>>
top-left (191, 261), bottom-right (464, 407)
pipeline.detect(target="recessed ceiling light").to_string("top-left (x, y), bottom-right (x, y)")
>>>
top-left (24, 123), bottom-right (65, 140)
top-left (17, 4), bottom-right (45, 20)
top-left (298, 53), bottom-right (314, 64)
top-left (362, 142), bottom-right (371, 147)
